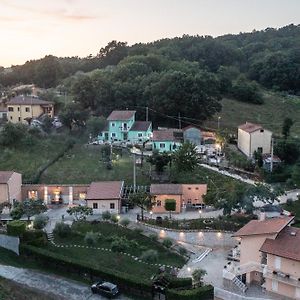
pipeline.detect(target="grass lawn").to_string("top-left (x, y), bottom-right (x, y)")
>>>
top-left (0, 136), bottom-right (67, 182)
top-left (282, 200), bottom-right (300, 227)
top-left (46, 222), bottom-right (185, 282)
top-left (204, 92), bottom-right (300, 137)
top-left (40, 144), bottom-right (151, 185)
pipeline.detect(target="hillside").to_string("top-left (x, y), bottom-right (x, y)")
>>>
top-left (205, 91), bottom-right (300, 137)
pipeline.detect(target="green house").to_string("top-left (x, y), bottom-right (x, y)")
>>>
top-left (98, 110), bottom-right (152, 144)
top-left (152, 129), bottom-right (183, 152)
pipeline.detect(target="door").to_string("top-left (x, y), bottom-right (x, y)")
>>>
top-left (104, 133), bottom-right (108, 140)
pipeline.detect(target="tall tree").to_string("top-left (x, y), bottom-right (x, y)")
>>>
top-left (129, 191), bottom-right (153, 220)
top-left (173, 142), bottom-right (200, 172)
top-left (164, 199), bottom-right (176, 219)
top-left (282, 117), bottom-right (294, 139)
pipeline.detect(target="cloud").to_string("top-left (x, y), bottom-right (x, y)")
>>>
top-left (0, 15), bottom-right (23, 22)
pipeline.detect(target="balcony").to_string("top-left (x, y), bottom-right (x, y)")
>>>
top-left (265, 268), bottom-right (300, 288)
top-left (120, 126), bottom-right (129, 132)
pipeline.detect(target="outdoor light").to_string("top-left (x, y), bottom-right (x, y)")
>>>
top-left (198, 231), bottom-right (203, 236)
top-left (217, 232), bottom-right (222, 238)
top-left (116, 215), bottom-right (121, 221)
top-left (187, 267), bottom-right (191, 272)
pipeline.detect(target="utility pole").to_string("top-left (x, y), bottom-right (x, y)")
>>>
top-left (146, 106), bottom-right (149, 122)
top-left (270, 137), bottom-right (274, 173)
top-left (133, 152), bottom-right (136, 193)
top-left (178, 112), bottom-right (181, 129)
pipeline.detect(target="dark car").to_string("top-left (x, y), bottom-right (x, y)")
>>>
top-left (91, 281), bottom-right (119, 298)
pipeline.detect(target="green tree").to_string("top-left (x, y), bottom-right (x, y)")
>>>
top-left (148, 150), bottom-right (171, 173)
top-left (67, 206), bottom-right (93, 221)
top-left (173, 142), bottom-right (200, 172)
top-left (292, 161), bottom-right (300, 187)
top-left (86, 116), bottom-right (106, 137)
top-left (129, 191), bottom-right (153, 221)
top-left (282, 117), bottom-right (294, 139)
top-left (0, 123), bottom-right (27, 147)
top-left (22, 199), bottom-right (47, 221)
top-left (192, 269), bottom-right (207, 287)
top-left (164, 199), bottom-right (176, 219)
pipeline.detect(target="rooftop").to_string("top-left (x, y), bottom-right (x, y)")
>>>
top-left (129, 121), bottom-right (151, 131)
top-left (260, 226), bottom-right (300, 262)
top-left (0, 171), bottom-right (15, 184)
top-left (7, 96), bottom-right (53, 106)
top-left (86, 181), bottom-right (124, 200)
top-left (107, 110), bottom-right (136, 121)
top-left (232, 216), bottom-right (294, 237)
top-left (150, 184), bottom-right (182, 195)
top-left (238, 122), bottom-right (264, 133)
top-left (152, 129), bottom-right (183, 142)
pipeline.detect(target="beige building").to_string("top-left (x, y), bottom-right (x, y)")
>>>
top-left (85, 181), bottom-right (124, 214)
top-left (238, 122), bottom-right (272, 158)
top-left (150, 183), bottom-right (207, 214)
top-left (224, 216), bottom-right (300, 300)
top-left (0, 171), bottom-right (22, 204)
top-left (7, 95), bottom-right (54, 124)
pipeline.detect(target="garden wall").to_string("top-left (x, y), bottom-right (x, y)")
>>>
top-left (0, 234), bottom-right (19, 255)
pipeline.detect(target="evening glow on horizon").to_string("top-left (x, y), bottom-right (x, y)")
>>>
top-left (0, 0), bottom-right (299, 67)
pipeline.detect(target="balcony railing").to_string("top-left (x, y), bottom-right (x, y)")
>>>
top-left (265, 268), bottom-right (300, 288)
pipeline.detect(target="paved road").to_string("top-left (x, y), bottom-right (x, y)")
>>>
top-left (0, 264), bottom-right (131, 300)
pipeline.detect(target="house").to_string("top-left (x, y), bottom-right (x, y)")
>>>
top-left (85, 181), bottom-right (124, 214)
top-left (98, 110), bottom-right (152, 144)
top-left (0, 171), bottom-right (22, 204)
top-left (0, 107), bottom-right (7, 120)
top-left (152, 129), bottom-right (183, 152)
top-left (150, 183), bottom-right (207, 214)
top-left (183, 126), bottom-right (202, 145)
top-left (238, 122), bottom-right (272, 158)
top-left (6, 95), bottom-right (54, 124)
top-left (225, 216), bottom-right (300, 300)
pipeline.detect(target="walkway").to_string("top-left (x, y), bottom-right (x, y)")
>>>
top-left (0, 264), bottom-right (131, 300)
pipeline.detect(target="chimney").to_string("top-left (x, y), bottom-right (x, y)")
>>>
top-left (259, 212), bottom-right (266, 221)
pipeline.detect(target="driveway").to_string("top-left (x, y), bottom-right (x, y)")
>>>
top-left (0, 264), bottom-right (131, 300)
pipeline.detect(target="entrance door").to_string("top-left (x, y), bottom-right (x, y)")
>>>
top-left (123, 132), bottom-right (128, 141)
top-left (104, 132), bottom-right (108, 140)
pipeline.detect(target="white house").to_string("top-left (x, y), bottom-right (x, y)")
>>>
top-left (237, 122), bottom-right (272, 158)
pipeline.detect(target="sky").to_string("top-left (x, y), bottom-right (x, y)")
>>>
top-left (0, 0), bottom-right (299, 67)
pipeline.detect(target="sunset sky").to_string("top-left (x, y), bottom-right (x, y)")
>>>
top-left (0, 0), bottom-right (299, 67)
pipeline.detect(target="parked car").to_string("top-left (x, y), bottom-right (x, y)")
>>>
top-left (91, 281), bottom-right (119, 298)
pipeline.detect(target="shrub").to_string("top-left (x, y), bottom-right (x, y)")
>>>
top-left (110, 214), bottom-right (119, 223)
top-left (148, 233), bottom-right (158, 241)
top-left (166, 285), bottom-right (214, 300)
top-left (286, 198), bottom-right (293, 206)
top-left (179, 247), bottom-right (187, 256)
top-left (111, 237), bottom-right (129, 252)
top-left (140, 249), bottom-right (158, 263)
top-left (22, 230), bottom-right (47, 247)
top-left (120, 218), bottom-right (130, 227)
top-left (84, 231), bottom-right (98, 246)
top-left (168, 276), bottom-right (192, 289)
top-left (133, 228), bottom-right (143, 235)
top-left (33, 214), bottom-right (48, 230)
top-left (53, 222), bottom-right (71, 238)
top-left (7, 220), bottom-right (26, 236)
top-left (102, 211), bottom-right (111, 221)
top-left (162, 238), bottom-right (173, 248)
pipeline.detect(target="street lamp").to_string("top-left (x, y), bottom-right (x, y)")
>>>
top-left (149, 211), bottom-right (153, 219)
top-left (198, 209), bottom-right (202, 218)
top-left (217, 116), bottom-right (221, 130)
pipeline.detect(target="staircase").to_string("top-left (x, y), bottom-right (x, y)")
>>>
top-left (46, 231), bottom-right (54, 243)
top-left (232, 276), bottom-right (248, 293)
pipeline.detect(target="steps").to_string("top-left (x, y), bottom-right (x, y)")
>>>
top-left (232, 276), bottom-right (247, 293)
top-left (46, 232), bottom-right (54, 242)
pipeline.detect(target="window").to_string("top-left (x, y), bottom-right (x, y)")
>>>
top-left (173, 144), bottom-right (177, 149)
top-left (110, 203), bottom-right (115, 209)
top-left (257, 147), bottom-right (263, 154)
top-left (25, 107), bottom-right (30, 112)
top-left (99, 133), bottom-right (102, 136)
top-left (17, 107), bottom-right (20, 111)
top-left (188, 187), bottom-right (191, 190)
top-left (111, 133), bottom-right (116, 137)
top-left (93, 203), bottom-right (98, 209)
top-left (260, 129), bottom-right (264, 133)
top-left (195, 187), bottom-right (199, 190)
top-left (10, 116), bottom-right (12, 120)
top-left (274, 256), bottom-right (281, 270)
top-left (156, 200), bottom-right (161, 207)
top-left (18, 117), bottom-right (21, 121)
top-left (138, 133), bottom-right (143, 137)
top-left (111, 123), bottom-right (115, 127)
top-left (159, 143), bottom-right (165, 148)
top-left (8, 107), bottom-right (13, 112)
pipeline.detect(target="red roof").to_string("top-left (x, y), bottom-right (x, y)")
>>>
top-left (233, 216), bottom-right (294, 237)
top-left (260, 226), bottom-right (300, 261)
top-left (129, 121), bottom-right (151, 131)
top-left (0, 171), bottom-right (14, 184)
top-left (238, 122), bottom-right (263, 133)
top-left (152, 129), bottom-right (183, 142)
top-left (86, 181), bottom-right (124, 200)
top-left (107, 110), bottom-right (136, 121)
top-left (7, 96), bottom-right (53, 106)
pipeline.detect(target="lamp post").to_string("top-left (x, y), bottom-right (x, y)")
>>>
top-left (199, 209), bottom-right (202, 218)
top-left (149, 211), bottom-right (153, 219)
top-left (217, 116), bottom-right (221, 130)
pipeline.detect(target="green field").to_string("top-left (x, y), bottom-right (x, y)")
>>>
top-left (205, 92), bottom-right (300, 137)
top-left (40, 144), bottom-right (151, 185)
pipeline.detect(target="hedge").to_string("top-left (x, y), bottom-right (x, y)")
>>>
top-left (166, 285), bottom-right (214, 300)
top-left (7, 220), bottom-right (26, 236)
top-left (21, 244), bottom-right (152, 298)
top-left (22, 230), bottom-right (47, 247)
top-left (167, 276), bottom-right (192, 289)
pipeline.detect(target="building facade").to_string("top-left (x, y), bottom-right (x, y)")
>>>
top-left (0, 171), bottom-right (22, 204)
top-left (238, 122), bottom-right (272, 158)
top-left (152, 129), bottom-right (183, 153)
top-left (6, 96), bottom-right (54, 124)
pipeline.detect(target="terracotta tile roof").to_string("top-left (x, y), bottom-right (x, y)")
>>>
top-left (129, 121), bottom-right (151, 131)
top-left (7, 96), bottom-right (53, 106)
top-left (260, 226), bottom-right (300, 261)
top-left (86, 181), bottom-right (124, 200)
top-left (152, 129), bottom-right (183, 142)
top-left (0, 171), bottom-right (14, 184)
top-left (232, 216), bottom-right (294, 237)
top-left (238, 122), bottom-right (263, 133)
top-left (107, 110), bottom-right (136, 121)
top-left (150, 184), bottom-right (182, 195)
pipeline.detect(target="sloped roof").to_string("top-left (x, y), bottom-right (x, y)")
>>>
top-left (260, 226), bottom-right (300, 261)
top-left (232, 216), bottom-right (294, 237)
top-left (7, 96), bottom-right (53, 106)
top-left (238, 122), bottom-right (263, 133)
top-left (129, 121), bottom-right (151, 132)
top-left (86, 181), bottom-right (124, 200)
top-left (0, 171), bottom-right (14, 184)
top-left (152, 129), bottom-right (183, 142)
top-left (107, 110), bottom-right (136, 121)
top-left (150, 184), bottom-right (182, 195)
